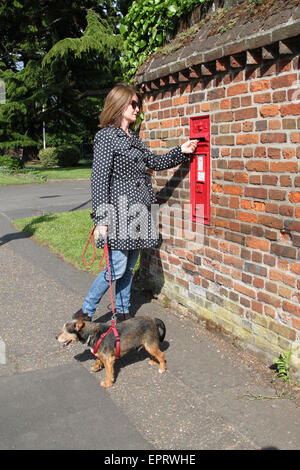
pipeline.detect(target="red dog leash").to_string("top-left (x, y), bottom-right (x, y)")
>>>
top-left (82, 227), bottom-right (120, 358)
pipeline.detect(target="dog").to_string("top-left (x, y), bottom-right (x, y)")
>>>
top-left (56, 316), bottom-right (166, 388)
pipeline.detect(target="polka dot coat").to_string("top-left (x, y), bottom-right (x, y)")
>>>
top-left (91, 125), bottom-right (190, 250)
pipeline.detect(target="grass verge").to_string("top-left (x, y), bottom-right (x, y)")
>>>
top-left (13, 209), bottom-right (140, 275)
top-left (0, 161), bottom-right (91, 186)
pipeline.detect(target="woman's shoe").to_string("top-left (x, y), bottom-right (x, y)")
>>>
top-left (115, 313), bottom-right (131, 323)
top-left (72, 308), bottom-right (92, 322)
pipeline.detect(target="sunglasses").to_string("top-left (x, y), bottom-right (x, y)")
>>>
top-left (130, 100), bottom-right (139, 110)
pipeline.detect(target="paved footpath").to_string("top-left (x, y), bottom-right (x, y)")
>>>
top-left (1, 181), bottom-right (300, 450)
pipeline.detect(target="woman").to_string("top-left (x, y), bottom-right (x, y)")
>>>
top-left (73, 83), bottom-right (197, 323)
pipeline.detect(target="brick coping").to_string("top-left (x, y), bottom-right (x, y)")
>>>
top-left (135, 1), bottom-right (300, 86)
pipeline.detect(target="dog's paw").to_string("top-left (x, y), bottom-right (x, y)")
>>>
top-left (101, 380), bottom-right (113, 388)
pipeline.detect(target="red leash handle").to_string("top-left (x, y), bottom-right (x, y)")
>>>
top-left (82, 228), bottom-right (115, 314)
top-left (103, 243), bottom-right (115, 315)
top-left (82, 227), bottom-right (96, 266)
top-left (82, 228), bottom-right (119, 358)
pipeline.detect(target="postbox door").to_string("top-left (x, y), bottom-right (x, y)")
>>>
top-left (190, 116), bottom-right (210, 225)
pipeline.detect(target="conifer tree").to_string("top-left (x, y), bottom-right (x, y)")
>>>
top-left (0, 0), bottom-right (128, 158)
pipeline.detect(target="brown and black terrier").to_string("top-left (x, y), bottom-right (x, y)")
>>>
top-left (56, 316), bottom-right (166, 388)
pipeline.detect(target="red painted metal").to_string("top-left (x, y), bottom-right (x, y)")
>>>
top-left (189, 115), bottom-right (210, 225)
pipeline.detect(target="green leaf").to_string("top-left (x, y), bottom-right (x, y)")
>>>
top-left (119, 24), bottom-right (128, 35)
top-left (168, 4), bottom-right (178, 14)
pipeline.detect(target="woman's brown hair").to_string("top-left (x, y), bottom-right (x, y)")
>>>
top-left (99, 83), bottom-right (142, 128)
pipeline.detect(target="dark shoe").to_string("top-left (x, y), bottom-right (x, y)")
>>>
top-left (72, 308), bottom-right (92, 322)
top-left (115, 313), bottom-right (131, 323)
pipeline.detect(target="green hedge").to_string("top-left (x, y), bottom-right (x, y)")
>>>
top-left (38, 147), bottom-right (59, 167)
top-left (0, 155), bottom-right (24, 172)
top-left (38, 145), bottom-right (81, 168)
top-left (56, 145), bottom-right (81, 167)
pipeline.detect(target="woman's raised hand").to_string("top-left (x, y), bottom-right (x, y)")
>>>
top-left (180, 140), bottom-right (198, 154)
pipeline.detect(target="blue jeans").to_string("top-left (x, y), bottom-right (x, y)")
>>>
top-left (82, 249), bottom-right (140, 318)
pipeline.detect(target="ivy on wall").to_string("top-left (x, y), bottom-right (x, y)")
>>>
top-left (120, 0), bottom-right (208, 79)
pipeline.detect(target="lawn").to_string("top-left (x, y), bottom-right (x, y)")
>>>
top-left (0, 161), bottom-right (91, 186)
top-left (13, 210), bottom-right (103, 275)
top-left (13, 209), bottom-right (140, 275)
top-left (0, 171), bottom-right (47, 185)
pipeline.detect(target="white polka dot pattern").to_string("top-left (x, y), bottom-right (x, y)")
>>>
top-left (91, 125), bottom-right (189, 250)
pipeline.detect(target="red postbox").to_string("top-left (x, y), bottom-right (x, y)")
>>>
top-left (189, 115), bottom-right (210, 225)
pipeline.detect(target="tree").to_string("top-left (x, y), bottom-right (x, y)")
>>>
top-left (0, 0), bottom-right (128, 158)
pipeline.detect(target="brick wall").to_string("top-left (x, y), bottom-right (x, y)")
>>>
top-left (138, 48), bottom-right (300, 369)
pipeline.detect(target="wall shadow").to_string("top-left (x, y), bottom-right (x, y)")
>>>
top-left (138, 162), bottom-right (190, 303)
top-left (0, 214), bottom-right (57, 246)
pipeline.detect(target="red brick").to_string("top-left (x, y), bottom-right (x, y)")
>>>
top-left (234, 282), bottom-right (256, 299)
top-left (223, 185), bottom-right (243, 195)
top-left (235, 107), bottom-right (257, 120)
top-left (283, 148), bottom-right (296, 159)
top-left (260, 105), bottom-right (279, 117)
top-left (250, 80), bottom-right (270, 92)
top-left (257, 215), bottom-right (284, 230)
top-left (269, 189), bottom-right (286, 201)
top-left (273, 90), bottom-right (286, 102)
top-left (289, 192), bottom-right (300, 203)
top-left (265, 203), bottom-right (278, 214)
top-left (245, 187), bottom-right (267, 199)
top-left (198, 267), bottom-right (215, 281)
top-left (257, 291), bottom-right (281, 308)
top-left (252, 300), bottom-right (263, 314)
top-left (227, 83), bottom-right (248, 96)
top-left (280, 103), bottom-right (300, 116)
top-left (246, 237), bottom-right (270, 251)
top-left (235, 173), bottom-right (248, 183)
top-left (173, 95), bottom-right (188, 106)
top-left (270, 161), bottom-right (298, 173)
top-left (242, 121), bottom-right (254, 132)
top-left (223, 254), bottom-right (244, 269)
top-left (246, 160), bottom-right (269, 172)
top-left (283, 301), bottom-right (300, 317)
top-left (270, 73), bottom-right (297, 89)
top-left (214, 111), bottom-right (234, 122)
top-left (292, 317), bottom-right (300, 331)
top-left (236, 134), bottom-right (259, 145)
top-left (290, 263), bottom-right (300, 275)
top-left (215, 135), bottom-right (235, 145)
top-left (270, 269), bottom-right (296, 287)
top-left (271, 244), bottom-right (296, 259)
top-left (291, 132), bottom-right (300, 143)
top-left (268, 148), bottom-right (280, 159)
top-left (253, 202), bottom-right (265, 211)
top-left (238, 211), bottom-right (257, 223)
top-left (261, 133), bottom-right (286, 144)
top-left (269, 119), bottom-right (281, 130)
top-left (254, 93), bottom-right (271, 104)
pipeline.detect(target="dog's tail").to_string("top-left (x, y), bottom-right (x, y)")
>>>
top-left (155, 318), bottom-right (166, 343)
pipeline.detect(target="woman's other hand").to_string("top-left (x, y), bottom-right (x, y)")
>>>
top-left (94, 225), bottom-right (108, 241)
top-left (181, 140), bottom-right (198, 154)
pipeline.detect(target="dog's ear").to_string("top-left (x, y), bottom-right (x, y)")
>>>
top-left (75, 317), bottom-right (84, 331)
